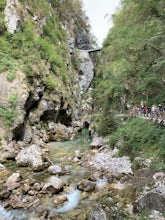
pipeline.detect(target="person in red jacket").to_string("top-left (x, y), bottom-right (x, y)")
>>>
top-left (143, 105), bottom-right (147, 117)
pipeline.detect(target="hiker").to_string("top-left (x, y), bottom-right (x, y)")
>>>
top-left (163, 105), bottom-right (165, 118)
top-left (151, 105), bottom-right (157, 118)
top-left (147, 106), bottom-right (151, 118)
top-left (158, 104), bottom-right (163, 118)
top-left (140, 105), bottom-right (144, 116)
top-left (143, 105), bottom-right (147, 117)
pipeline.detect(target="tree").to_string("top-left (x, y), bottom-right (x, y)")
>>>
top-left (93, 0), bottom-right (165, 134)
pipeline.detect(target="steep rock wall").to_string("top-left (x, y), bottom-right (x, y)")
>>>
top-left (4, 0), bottom-right (19, 33)
top-left (0, 0), bottom-right (95, 144)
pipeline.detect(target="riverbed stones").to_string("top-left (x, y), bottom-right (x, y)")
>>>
top-left (42, 176), bottom-right (65, 193)
top-left (89, 134), bottom-right (108, 149)
top-left (23, 183), bottom-right (31, 193)
top-left (0, 141), bottom-right (17, 162)
top-left (5, 172), bottom-right (22, 190)
top-left (137, 172), bottom-right (165, 212)
top-left (32, 182), bottom-right (41, 191)
top-left (91, 152), bottom-right (133, 177)
top-left (48, 165), bottom-right (63, 175)
top-left (9, 193), bottom-right (40, 209)
top-left (73, 149), bottom-right (82, 163)
top-left (53, 195), bottom-right (68, 206)
top-left (90, 207), bottom-right (107, 220)
top-left (15, 144), bottom-right (44, 171)
top-left (9, 193), bottom-right (25, 208)
top-left (134, 157), bottom-right (152, 168)
top-left (77, 179), bottom-right (96, 192)
top-left (138, 186), bottom-right (165, 212)
top-left (0, 163), bottom-right (6, 171)
top-left (0, 186), bottom-right (12, 199)
top-left (153, 172), bottom-right (165, 186)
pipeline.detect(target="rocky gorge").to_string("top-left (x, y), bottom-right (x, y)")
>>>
top-left (0, 0), bottom-right (165, 219)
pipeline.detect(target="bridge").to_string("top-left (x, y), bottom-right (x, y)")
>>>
top-left (87, 48), bottom-right (101, 53)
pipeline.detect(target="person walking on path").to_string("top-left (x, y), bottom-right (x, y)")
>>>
top-left (151, 104), bottom-right (157, 118)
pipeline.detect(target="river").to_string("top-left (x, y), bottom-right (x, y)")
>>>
top-left (0, 129), bottom-right (101, 219)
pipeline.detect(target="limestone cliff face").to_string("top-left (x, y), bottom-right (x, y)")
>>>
top-left (4, 0), bottom-right (19, 33)
top-left (0, 0), bottom-right (95, 143)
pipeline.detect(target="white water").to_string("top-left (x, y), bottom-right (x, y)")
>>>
top-left (96, 176), bottom-right (108, 189)
top-left (55, 189), bottom-right (81, 213)
top-left (0, 205), bottom-right (13, 220)
top-left (0, 205), bottom-right (31, 220)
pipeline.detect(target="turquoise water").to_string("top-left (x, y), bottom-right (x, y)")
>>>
top-left (0, 129), bottom-right (92, 218)
top-left (0, 205), bottom-right (31, 220)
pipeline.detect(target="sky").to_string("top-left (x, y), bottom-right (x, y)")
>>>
top-left (82, 0), bottom-right (121, 46)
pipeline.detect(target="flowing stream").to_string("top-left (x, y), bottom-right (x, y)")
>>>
top-left (55, 189), bottom-right (81, 213)
top-left (0, 205), bottom-right (31, 220)
top-left (0, 128), bottom-right (135, 219)
top-left (0, 129), bottom-right (95, 219)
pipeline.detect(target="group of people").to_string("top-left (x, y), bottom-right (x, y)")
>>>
top-left (130, 104), bottom-right (165, 119)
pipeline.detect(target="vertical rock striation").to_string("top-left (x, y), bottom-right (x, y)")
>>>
top-left (4, 0), bottom-right (19, 33)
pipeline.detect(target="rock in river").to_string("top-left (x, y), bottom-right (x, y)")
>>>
top-left (15, 144), bottom-right (44, 171)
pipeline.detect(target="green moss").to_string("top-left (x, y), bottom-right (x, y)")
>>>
top-left (23, 20), bottom-right (35, 42)
top-left (8, 92), bottom-right (19, 109)
top-left (0, 0), bottom-right (6, 10)
top-left (0, 37), bottom-right (11, 53)
top-left (0, 0), bottom-right (75, 121)
top-left (42, 17), bottom-right (59, 44)
top-left (6, 71), bottom-right (16, 82)
top-left (0, 91), bottom-right (19, 127)
top-left (0, 0), bottom-right (6, 34)
top-left (43, 75), bottom-right (58, 91)
top-left (22, 0), bottom-right (50, 17)
top-left (0, 107), bottom-right (17, 127)
top-left (0, 53), bottom-right (17, 73)
top-left (49, 53), bottom-right (63, 71)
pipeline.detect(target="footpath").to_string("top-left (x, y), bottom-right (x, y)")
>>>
top-left (129, 105), bottom-right (165, 127)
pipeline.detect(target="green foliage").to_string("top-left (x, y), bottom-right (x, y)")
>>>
top-left (93, 111), bottom-right (117, 136)
top-left (0, 53), bottom-right (17, 73)
top-left (23, 20), bottom-right (35, 42)
top-left (0, 0), bottom-right (6, 10)
top-left (36, 38), bottom-right (69, 82)
top-left (43, 75), bottom-right (58, 91)
top-left (0, 0), bottom-right (6, 34)
top-left (137, 211), bottom-right (152, 220)
top-left (22, 0), bottom-right (50, 17)
top-left (43, 18), bottom-right (59, 44)
top-left (108, 118), bottom-right (165, 170)
top-left (36, 38), bottom-right (65, 70)
top-left (0, 91), bottom-right (18, 127)
top-left (22, 47), bottom-right (48, 81)
top-left (50, 0), bottom-right (90, 34)
top-left (8, 92), bottom-right (19, 109)
top-left (0, 107), bottom-right (17, 127)
top-left (0, 37), bottom-right (11, 53)
top-left (94, 0), bottom-right (165, 115)
top-left (0, 0), bottom-right (87, 128)
top-left (71, 50), bottom-right (81, 71)
top-left (0, 14), bottom-right (6, 34)
top-left (6, 71), bottom-right (16, 82)
top-left (93, 0), bottom-right (165, 143)
top-left (49, 53), bottom-right (63, 71)
top-left (42, 17), bottom-right (67, 44)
